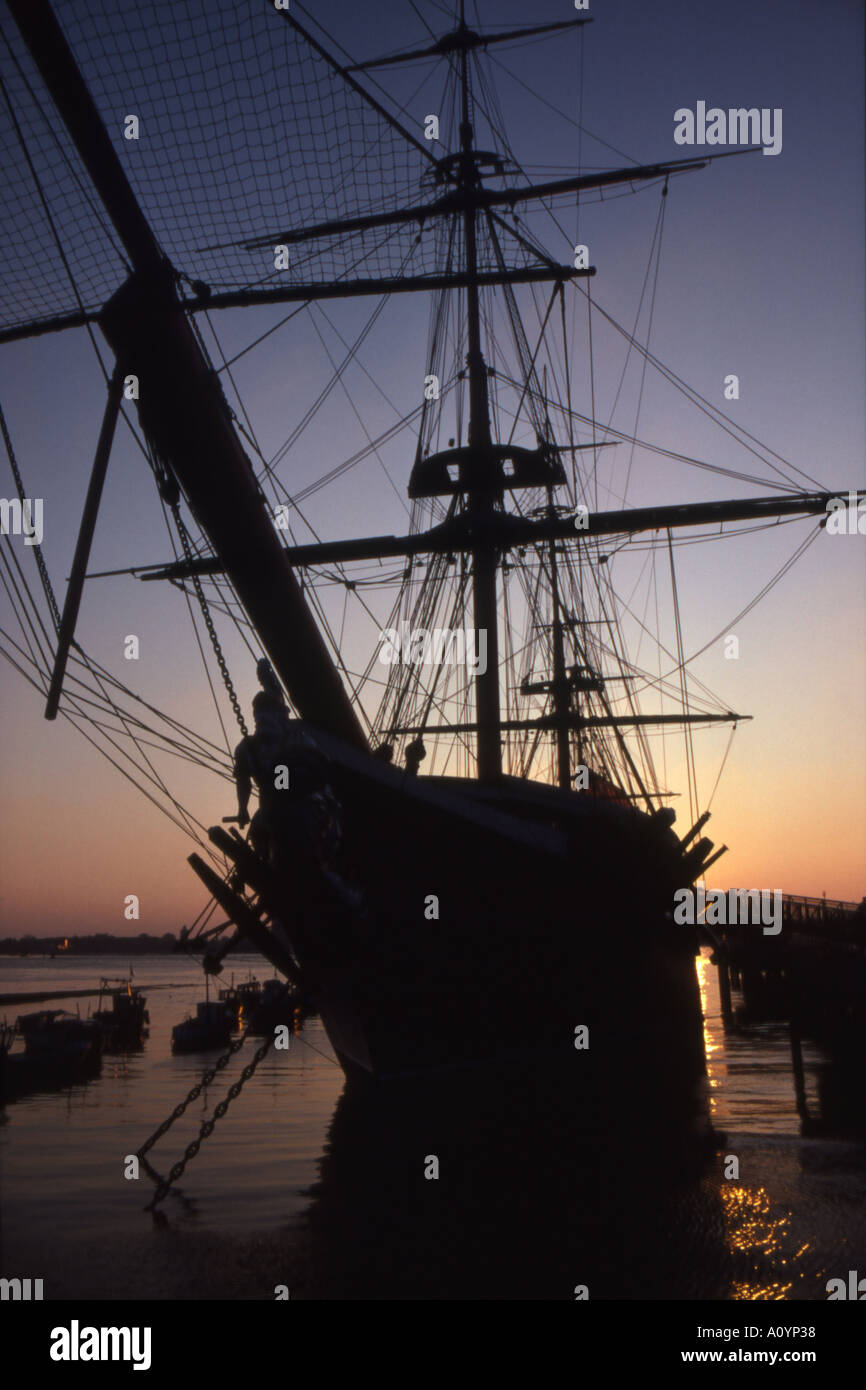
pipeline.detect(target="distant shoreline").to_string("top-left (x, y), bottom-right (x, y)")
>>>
top-left (0, 934), bottom-right (181, 956)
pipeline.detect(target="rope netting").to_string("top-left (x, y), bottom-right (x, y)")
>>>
top-left (0, 0), bottom-right (542, 341)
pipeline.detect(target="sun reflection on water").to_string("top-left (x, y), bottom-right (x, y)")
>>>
top-left (721, 1184), bottom-right (811, 1299)
top-left (695, 952), bottom-right (726, 1115)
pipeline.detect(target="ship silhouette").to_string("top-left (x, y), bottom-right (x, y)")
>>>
top-left (1, 1), bottom-right (861, 1133)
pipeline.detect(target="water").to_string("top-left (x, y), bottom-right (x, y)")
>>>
top-left (1, 950), bottom-right (864, 1299)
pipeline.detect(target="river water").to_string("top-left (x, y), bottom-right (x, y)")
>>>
top-left (1, 950), bottom-right (864, 1300)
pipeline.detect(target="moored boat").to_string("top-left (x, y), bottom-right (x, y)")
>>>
top-left (218, 976), bottom-right (264, 1026)
top-left (16, 1009), bottom-right (103, 1067)
top-left (171, 999), bottom-right (234, 1055)
top-left (91, 977), bottom-right (150, 1051)
top-left (245, 978), bottom-right (301, 1036)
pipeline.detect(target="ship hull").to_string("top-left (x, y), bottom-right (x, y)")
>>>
top-left (270, 757), bottom-right (707, 1130)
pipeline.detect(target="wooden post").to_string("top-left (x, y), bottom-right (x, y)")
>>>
top-left (717, 951), bottom-right (733, 1030)
top-left (188, 853), bottom-right (300, 984)
top-left (789, 1019), bottom-right (810, 1125)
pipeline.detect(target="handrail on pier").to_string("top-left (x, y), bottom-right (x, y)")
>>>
top-left (781, 895), bottom-right (862, 922)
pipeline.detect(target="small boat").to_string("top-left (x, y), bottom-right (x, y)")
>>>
top-left (16, 1010), bottom-right (103, 1066)
top-left (91, 977), bottom-right (150, 1051)
top-left (245, 978), bottom-right (300, 1036)
top-left (218, 975), bottom-right (263, 1026)
top-left (2, 1015), bottom-right (102, 1103)
top-left (171, 999), bottom-right (234, 1054)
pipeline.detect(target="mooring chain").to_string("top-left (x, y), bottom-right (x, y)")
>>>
top-left (142, 1033), bottom-right (274, 1212)
top-left (136, 1032), bottom-right (247, 1162)
top-left (169, 500), bottom-right (249, 737)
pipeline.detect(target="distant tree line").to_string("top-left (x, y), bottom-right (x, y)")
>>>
top-left (0, 932), bottom-right (179, 955)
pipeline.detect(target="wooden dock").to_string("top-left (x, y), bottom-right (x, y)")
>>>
top-left (704, 895), bottom-right (866, 1135)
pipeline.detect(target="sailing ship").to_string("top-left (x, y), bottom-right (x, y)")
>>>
top-left (0, 2), bottom-right (861, 1128)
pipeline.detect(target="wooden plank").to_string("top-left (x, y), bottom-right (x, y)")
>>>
top-left (187, 853), bottom-right (300, 984)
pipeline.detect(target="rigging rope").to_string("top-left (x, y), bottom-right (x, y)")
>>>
top-left (666, 527), bottom-right (698, 825)
top-left (170, 502), bottom-right (248, 738)
top-left (0, 401), bottom-right (61, 631)
top-left (706, 723), bottom-right (737, 812)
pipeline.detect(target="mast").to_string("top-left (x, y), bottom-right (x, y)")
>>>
top-left (457, 5), bottom-right (501, 783)
top-left (543, 501), bottom-right (571, 789)
top-left (548, 539), bottom-right (570, 789)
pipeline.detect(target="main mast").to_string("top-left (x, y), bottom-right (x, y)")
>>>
top-left (457, 11), bottom-right (501, 782)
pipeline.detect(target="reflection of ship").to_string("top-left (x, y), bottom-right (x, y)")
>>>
top-left (1, 3), bottom-right (861, 1126)
top-left (301, 1062), bottom-right (729, 1300)
top-left (91, 977), bottom-right (150, 1051)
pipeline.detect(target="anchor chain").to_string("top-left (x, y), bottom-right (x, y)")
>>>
top-left (169, 498), bottom-right (248, 737)
top-left (140, 1032), bottom-right (274, 1212)
top-left (136, 1032), bottom-right (248, 1162)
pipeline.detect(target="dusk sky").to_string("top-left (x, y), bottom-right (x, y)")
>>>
top-left (0, 0), bottom-right (863, 939)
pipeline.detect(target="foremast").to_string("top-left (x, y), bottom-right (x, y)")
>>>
top-left (6, 0), bottom-right (368, 747)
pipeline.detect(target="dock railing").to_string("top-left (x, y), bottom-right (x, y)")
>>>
top-left (781, 895), bottom-right (862, 923)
